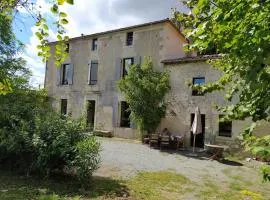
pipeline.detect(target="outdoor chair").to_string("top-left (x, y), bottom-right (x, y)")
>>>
top-left (160, 135), bottom-right (170, 150)
top-left (142, 134), bottom-right (150, 144)
top-left (149, 134), bottom-right (159, 148)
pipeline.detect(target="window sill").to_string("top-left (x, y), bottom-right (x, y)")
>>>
top-left (86, 85), bottom-right (100, 92)
top-left (216, 135), bottom-right (233, 140)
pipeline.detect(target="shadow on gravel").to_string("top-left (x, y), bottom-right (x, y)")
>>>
top-left (218, 159), bottom-right (243, 166)
top-left (159, 149), bottom-right (244, 166)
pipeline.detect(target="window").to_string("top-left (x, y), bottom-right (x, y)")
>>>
top-left (61, 64), bottom-right (71, 85)
top-left (92, 38), bottom-right (98, 51)
top-left (87, 100), bottom-right (96, 129)
top-left (218, 115), bottom-right (232, 137)
top-left (192, 77), bottom-right (205, 96)
top-left (89, 61), bottom-right (98, 85)
top-left (126, 32), bottom-right (133, 46)
top-left (65, 43), bottom-right (69, 53)
top-left (120, 101), bottom-right (131, 128)
top-left (61, 99), bottom-right (68, 115)
top-left (122, 58), bottom-right (134, 77)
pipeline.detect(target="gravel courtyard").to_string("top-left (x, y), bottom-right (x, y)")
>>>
top-left (95, 138), bottom-right (266, 183)
top-left (93, 138), bottom-right (270, 199)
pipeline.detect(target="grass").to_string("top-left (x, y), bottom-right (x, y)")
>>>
top-left (0, 169), bottom-right (269, 200)
top-left (127, 171), bottom-right (191, 200)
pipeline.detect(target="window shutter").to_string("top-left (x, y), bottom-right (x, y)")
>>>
top-left (112, 96), bottom-right (119, 127)
top-left (56, 67), bottom-right (61, 86)
top-left (114, 57), bottom-right (122, 80)
top-left (135, 55), bottom-right (141, 66)
top-left (68, 64), bottom-right (73, 85)
top-left (87, 63), bottom-right (91, 84)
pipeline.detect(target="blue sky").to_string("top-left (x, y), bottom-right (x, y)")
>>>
top-left (14, 0), bottom-right (186, 87)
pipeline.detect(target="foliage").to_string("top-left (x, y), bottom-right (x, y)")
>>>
top-left (118, 58), bottom-right (170, 133)
top-left (174, 0), bottom-right (270, 180)
top-left (242, 135), bottom-right (270, 161)
top-left (72, 136), bottom-right (101, 186)
top-left (0, 0), bottom-right (73, 94)
top-left (32, 114), bottom-right (87, 176)
top-left (0, 86), bottom-right (100, 181)
top-left (0, 10), bottom-right (28, 95)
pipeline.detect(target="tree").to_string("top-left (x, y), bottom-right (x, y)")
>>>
top-left (174, 0), bottom-right (270, 181)
top-left (118, 58), bottom-right (170, 133)
top-left (0, 0), bottom-right (73, 94)
top-left (0, 11), bottom-right (29, 94)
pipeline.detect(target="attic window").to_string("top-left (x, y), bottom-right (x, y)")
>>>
top-left (126, 32), bottom-right (133, 46)
top-left (92, 38), bottom-right (98, 51)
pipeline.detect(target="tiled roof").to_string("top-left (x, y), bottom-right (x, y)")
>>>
top-left (161, 54), bottom-right (222, 64)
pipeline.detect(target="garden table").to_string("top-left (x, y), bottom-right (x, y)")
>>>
top-left (205, 144), bottom-right (229, 160)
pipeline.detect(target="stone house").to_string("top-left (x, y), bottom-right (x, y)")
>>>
top-left (45, 19), bottom-right (263, 148)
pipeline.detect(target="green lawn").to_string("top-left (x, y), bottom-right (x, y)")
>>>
top-left (0, 169), bottom-right (269, 200)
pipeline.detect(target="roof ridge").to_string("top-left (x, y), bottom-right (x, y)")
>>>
top-left (49, 18), bottom-right (188, 44)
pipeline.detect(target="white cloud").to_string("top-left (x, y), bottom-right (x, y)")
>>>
top-left (23, 0), bottom-right (185, 87)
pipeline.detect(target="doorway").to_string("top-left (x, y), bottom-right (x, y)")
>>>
top-left (190, 113), bottom-right (205, 148)
top-left (87, 100), bottom-right (96, 130)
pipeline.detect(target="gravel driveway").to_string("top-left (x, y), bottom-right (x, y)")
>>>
top-left (94, 138), bottom-right (258, 183)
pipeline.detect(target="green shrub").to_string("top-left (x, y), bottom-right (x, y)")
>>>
top-left (72, 136), bottom-right (101, 186)
top-left (0, 89), bottom-right (101, 183)
top-left (32, 113), bottom-right (86, 176)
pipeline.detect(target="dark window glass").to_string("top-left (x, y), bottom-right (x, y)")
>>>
top-left (65, 43), bottom-right (69, 53)
top-left (122, 58), bottom-right (134, 77)
top-left (61, 99), bottom-right (68, 115)
top-left (126, 32), bottom-right (133, 46)
top-left (120, 101), bottom-right (131, 128)
top-left (89, 61), bottom-right (98, 85)
top-left (87, 100), bottom-right (96, 130)
top-left (61, 64), bottom-right (71, 85)
top-left (218, 115), bottom-right (232, 137)
top-left (92, 38), bottom-right (98, 51)
top-left (192, 77), bottom-right (205, 96)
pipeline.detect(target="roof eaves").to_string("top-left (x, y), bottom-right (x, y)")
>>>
top-left (161, 54), bottom-right (222, 64)
top-left (49, 18), bottom-right (172, 45)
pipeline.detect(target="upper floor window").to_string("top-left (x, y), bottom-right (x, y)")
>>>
top-left (92, 38), bottom-right (98, 51)
top-left (61, 64), bottom-right (72, 85)
top-left (126, 32), bottom-right (133, 46)
top-left (192, 77), bottom-right (205, 96)
top-left (65, 43), bottom-right (69, 53)
top-left (122, 58), bottom-right (134, 77)
top-left (89, 61), bottom-right (98, 85)
top-left (218, 115), bottom-right (232, 137)
top-left (61, 99), bottom-right (68, 116)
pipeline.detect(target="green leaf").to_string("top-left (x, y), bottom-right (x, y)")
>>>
top-left (43, 24), bottom-right (49, 30)
top-left (57, 34), bottom-right (62, 40)
top-left (66, 0), bottom-right (74, 4)
top-left (57, 0), bottom-right (66, 5)
top-left (60, 12), bottom-right (67, 18)
top-left (61, 19), bottom-right (69, 25)
top-left (50, 4), bottom-right (59, 14)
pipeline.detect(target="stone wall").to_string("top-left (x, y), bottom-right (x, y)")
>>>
top-left (161, 62), bottom-right (251, 147)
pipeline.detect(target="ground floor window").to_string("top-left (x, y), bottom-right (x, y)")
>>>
top-left (87, 100), bottom-right (96, 130)
top-left (61, 99), bottom-right (68, 115)
top-left (120, 101), bottom-right (131, 128)
top-left (218, 115), bottom-right (232, 137)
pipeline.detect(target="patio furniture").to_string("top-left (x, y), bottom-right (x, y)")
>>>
top-left (142, 134), bottom-right (150, 144)
top-left (149, 134), bottom-right (159, 148)
top-left (205, 144), bottom-right (229, 160)
top-left (160, 135), bottom-right (170, 150)
top-left (174, 135), bottom-right (184, 149)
